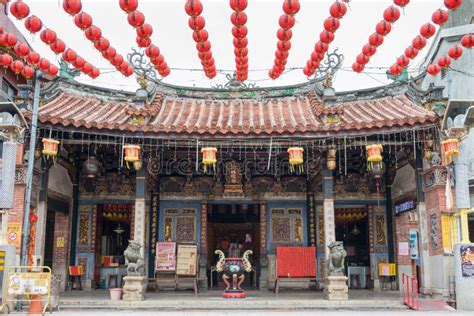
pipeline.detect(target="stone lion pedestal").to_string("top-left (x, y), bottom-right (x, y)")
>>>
top-left (122, 276), bottom-right (146, 301)
top-left (323, 276), bottom-right (348, 301)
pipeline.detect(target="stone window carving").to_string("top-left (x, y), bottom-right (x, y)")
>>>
top-left (163, 208), bottom-right (197, 243)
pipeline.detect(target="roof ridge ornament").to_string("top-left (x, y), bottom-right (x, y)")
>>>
top-left (128, 47), bottom-right (161, 83)
top-left (213, 72), bottom-right (258, 90)
top-left (309, 49), bottom-right (343, 82)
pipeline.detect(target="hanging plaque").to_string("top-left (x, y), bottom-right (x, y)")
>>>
top-left (176, 244), bottom-right (198, 276)
top-left (155, 242), bottom-right (176, 272)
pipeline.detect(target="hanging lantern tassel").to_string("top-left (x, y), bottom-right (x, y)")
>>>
top-left (366, 144), bottom-right (383, 170)
top-left (201, 147), bottom-right (217, 174)
top-left (288, 147), bottom-right (304, 173)
top-left (123, 145), bottom-right (141, 169)
top-left (42, 138), bottom-right (60, 163)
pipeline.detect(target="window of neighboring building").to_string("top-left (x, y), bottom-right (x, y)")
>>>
top-left (163, 208), bottom-right (197, 243)
top-left (1, 78), bottom-right (17, 99)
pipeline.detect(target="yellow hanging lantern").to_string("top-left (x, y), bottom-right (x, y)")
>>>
top-left (441, 139), bottom-right (459, 158)
top-left (42, 138), bottom-right (59, 160)
top-left (366, 144), bottom-right (383, 170)
top-left (327, 148), bottom-right (336, 170)
top-left (123, 145), bottom-right (140, 169)
top-left (288, 147), bottom-right (304, 173)
top-left (201, 147), bottom-right (217, 173)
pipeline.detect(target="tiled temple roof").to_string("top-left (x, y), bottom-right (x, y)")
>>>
top-left (30, 81), bottom-right (437, 137)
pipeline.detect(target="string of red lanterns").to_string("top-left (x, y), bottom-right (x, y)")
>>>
top-left (390, 0), bottom-right (464, 77)
top-left (303, 1), bottom-right (348, 77)
top-left (117, 0), bottom-right (170, 77)
top-left (185, 0), bottom-right (216, 79)
top-left (230, 0), bottom-right (248, 82)
top-left (269, 0), bottom-right (300, 80)
top-left (426, 34), bottom-right (472, 76)
top-left (353, 1), bottom-right (407, 74)
top-left (61, 0), bottom-right (129, 78)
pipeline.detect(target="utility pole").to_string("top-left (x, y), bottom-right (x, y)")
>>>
top-left (20, 70), bottom-right (41, 266)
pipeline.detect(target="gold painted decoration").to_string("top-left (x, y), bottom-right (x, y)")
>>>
top-left (327, 148), bottom-right (336, 170)
top-left (201, 147), bottom-right (217, 173)
top-left (441, 139), bottom-right (459, 158)
top-left (41, 138), bottom-right (59, 160)
top-left (288, 147), bottom-right (304, 173)
top-left (375, 215), bottom-right (386, 244)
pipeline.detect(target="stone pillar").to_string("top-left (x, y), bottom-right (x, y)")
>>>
top-left (147, 178), bottom-right (159, 278)
top-left (199, 200), bottom-right (208, 288)
top-left (454, 141), bottom-right (471, 243)
top-left (34, 161), bottom-right (49, 266)
top-left (322, 165), bottom-right (335, 257)
top-left (134, 167), bottom-right (146, 256)
top-left (259, 201), bottom-right (268, 289)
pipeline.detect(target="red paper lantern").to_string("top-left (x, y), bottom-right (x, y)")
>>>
top-left (48, 64), bottom-right (58, 77)
top-left (420, 23), bottom-right (436, 38)
top-left (74, 12), bottom-right (92, 30)
top-left (50, 39), bottom-right (66, 54)
top-left (383, 6), bottom-right (400, 23)
top-left (448, 45), bottom-right (463, 59)
top-left (230, 0), bottom-right (247, 12)
top-left (198, 51), bottom-right (212, 60)
top-left (277, 40), bottom-right (291, 51)
top-left (136, 23), bottom-right (153, 38)
top-left (390, 64), bottom-right (403, 76)
top-left (320, 31), bottom-right (335, 44)
top-left (10, 60), bottom-right (24, 74)
top-left (362, 44), bottom-right (377, 56)
top-left (118, 62), bottom-right (129, 73)
top-left (376, 20), bottom-right (392, 36)
top-left (94, 37), bottom-right (110, 51)
top-left (303, 66), bottom-right (313, 76)
top-left (63, 0), bottom-right (82, 15)
top-left (404, 46), bottom-right (419, 59)
top-left (29, 213), bottom-right (38, 224)
top-left (352, 62), bottom-right (364, 73)
top-left (14, 42), bottom-right (30, 57)
top-left (89, 67), bottom-right (100, 78)
top-left (120, 0), bottom-right (139, 13)
top-left (0, 26), bottom-right (2, 35)
top-left (151, 54), bottom-right (165, 65)
top-left (329, 1), bottom-right (347, 19)
top-left (0, 33), bottom-right (17, 47)
top-left (21, 65), bottom-right (34, 79)
top-left (136, 36), bottom-right (151, 48)
top-left (10, 1), bottom-right (30, 20)
top-left (24, 15), bottom-right (43, 34)
top-left (160, 67), bottom-right (170, 77)
top-left (427, 64), bottom-right (440, 75)
top-left (204, 57), bottom-right (216, 66)
top-left (85, 26), bottom-right (102, 42)
top-left (274, 58), bottom-right (286, 67)
top-left (0, 54), bottom-right (13, 68)
top-left (412, 35), bottom-right (427, 49)
top-left (283, 0), bottom-right (300, 16)
top-left (444, 0), bottom-right (462, 10)
top-left (82, 62), bottom-right (93, 74)
top-left (397, 55), bottom-right (410, 67)
top-left (324, 17), bottom-right (340, 32)
top-left (461, 34), bottom-right (473, 48)
top-left (275, 50), bottom-right (288, 59)
top-left (185, 0), bottom-right (203, 17)
top-left (356, 53), bottom-right (370, 65)
top-left (123, 65), bottom-right (134, 77)
top-left (40, 29), bottom-right (57, 45)
top-left (146, 44), bottom-right (160, 58)
top-left (269, 69), bottom-right (278, 79)
top-left (279, 14), bottom-right (295, 29)
top-left (311, 51), bottom-right (324, 62)
top-left (314, 41), bottom-right (329, 54)
top-left (189, 16), bottom-right (205, 31)
top-left (73, 56), bottom-right (85, 69)
top-left (193, 30), bottom-right (209, 43)
top-left (231, 11), bottom-right (247, 27)
top-left (196, 40), bottom-right (211, 52)
top-left (127, 10), bottom-right (145, 27)
top-left (277, 28), bottom-right (292, 41)
top-left (232, 27), bottom-right (247, 39)
top-left (27, 52), bottom-right (40, 65)
top-left (394, 0), bottom-right (410, 7)
top-left (62, 49), bottom-right (77, 62)
top-left (437, 55), bottom-right (451, 68)
top-left (112, 54), bottom-right (124, 66)
top-left (233, 37), bottom-right (248, 49)
top-left (432, 9), bottom-right (449, 25)
top-left (38, 56), bottom-right (51, 70)
top-left (158, 61), bottom-right (168, 72)
top-left (369, 33), bottom-right (384, 47)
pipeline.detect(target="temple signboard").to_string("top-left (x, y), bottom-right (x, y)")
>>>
top-left (155, 242), bottom-right (176, 272)
top-left (176, 244), bottom-right (198, 276)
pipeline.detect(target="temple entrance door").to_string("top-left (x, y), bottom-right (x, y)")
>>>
top-left (207, 203), bottom-right (260, 289)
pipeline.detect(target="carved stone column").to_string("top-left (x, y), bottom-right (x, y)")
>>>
top-left (322, 165), bottom-right (335, 259)
top-left (133, 167), bottom-right (146, 256)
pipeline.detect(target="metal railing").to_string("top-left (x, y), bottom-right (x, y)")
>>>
top-left (402, 272), bottom-right (419, 310)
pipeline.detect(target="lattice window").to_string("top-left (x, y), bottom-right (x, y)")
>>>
top-left (163, 208), bottom-right (197, 243)
top-left (271, 208), bottom-right (304, 244)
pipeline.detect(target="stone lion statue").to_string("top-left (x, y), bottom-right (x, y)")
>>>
top-left (124, 240), bottom-right (144, 276)
top-left (327, 241), bottom-right (347, 276)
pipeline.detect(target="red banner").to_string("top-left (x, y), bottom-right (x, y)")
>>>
top-left (277, 246), bottom-right (316, 278)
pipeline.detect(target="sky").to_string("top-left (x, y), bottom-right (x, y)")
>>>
top-left (12, 0), bottom-right (443, 92)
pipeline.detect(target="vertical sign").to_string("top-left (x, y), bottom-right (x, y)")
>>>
top-left (409, 229), bottom-right (419, 260)
top-left (460, 245), bottom-right (474, 278)
top-left (7, 223), bottom-right (22, 252)
top-left (441, 215), bottom-right (452, 254)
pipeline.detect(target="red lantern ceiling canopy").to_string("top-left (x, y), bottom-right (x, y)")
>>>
top-left (74, 12), bottom-right (93, 30)
top-left (10, 1), bottom-right (30, 20)
top-left (432, 9), bottom-right (449, 25)
top-left (63, 0), bottom-right (83, 16)
top-left (14, 42), bottom-right (30, 57)
top-left (0, 54), bottom-right (13, 69)
top-left (21, 65), bottom-right (34, 79)
top-left (230, 0), bottom-right (248, 81)
top-left (120, 0), bottom-right (139, 13)
top-left (25, 15), bottom-right (43, 34)
top-left (27, 51), bottom-right (40, 65)
top-left (1, 33), bottom-right (17, 47)
top-left (10, 60), bottom-right (24, 75)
